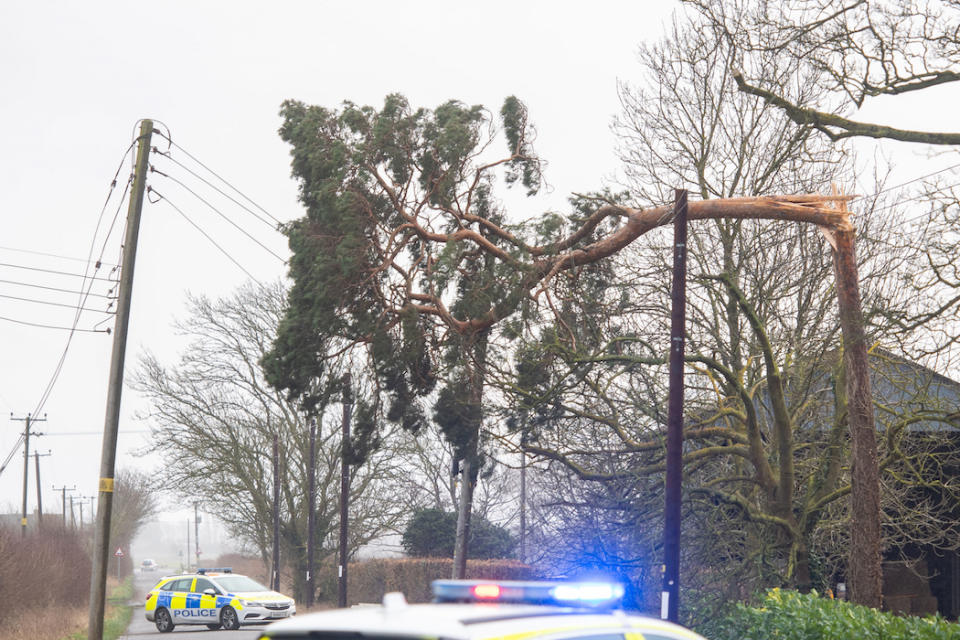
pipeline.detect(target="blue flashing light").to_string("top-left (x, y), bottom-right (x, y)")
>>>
top-left (432, 580), bottom-right (624, 608)
top-left (551, 583), bottom-right (624, 604)
top-left (196, 567), bottom-right (233, 575)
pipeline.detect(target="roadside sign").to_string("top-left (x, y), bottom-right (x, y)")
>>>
top-left (114, 547), bottom-right (124, 557)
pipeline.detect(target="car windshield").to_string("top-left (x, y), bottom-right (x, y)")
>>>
top-left (214, 575), bottom-right (271, 592)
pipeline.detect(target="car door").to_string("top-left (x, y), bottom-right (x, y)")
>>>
top-left (164, 578), bottom-right (196, 624)
top-left (192, 577), bottom-right (222, 622)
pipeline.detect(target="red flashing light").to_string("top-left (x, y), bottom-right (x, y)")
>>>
top-left (472, 584), bottom-right (502, 599)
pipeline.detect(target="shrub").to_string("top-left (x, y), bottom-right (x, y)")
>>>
top-left (0, 524), bottom-right (91, 627)
top-left (698, 588), bottom-right (960, 640)
top-left (401, 509), bottom-right (516, 559)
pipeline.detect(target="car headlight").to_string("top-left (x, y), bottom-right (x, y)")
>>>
top-left (240, 600), bottom-right (265, 607)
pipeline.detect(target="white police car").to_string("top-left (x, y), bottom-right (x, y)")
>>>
top-left (145, 567), bottom-right (295, 632)
top-left (258, 580), bottom-right (706, 640)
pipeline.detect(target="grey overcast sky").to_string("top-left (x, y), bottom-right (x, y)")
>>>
top-left (0, 1), bottom-right (679, 523)
top-left (2, 1), bottom-right (958, 536)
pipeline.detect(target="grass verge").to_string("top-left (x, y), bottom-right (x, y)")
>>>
top-left (60, 576), bottom-right (134, 640)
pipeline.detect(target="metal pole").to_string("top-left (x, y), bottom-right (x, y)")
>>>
top-left (338, 374), bottom-right (353, 608)
top-left (88, 119), bottom-right (153, 640)
top-left (306, 415), bottom-right (316, 608)
top-left (661, 188), bottom-right (687, 623)
top-left (186, 520), bottom-right (191, 571)
top-left (273, 433), bottom-right (280, 591)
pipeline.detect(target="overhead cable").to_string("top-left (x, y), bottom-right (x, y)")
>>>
top-left (148, 186), bottom-right (264, 285)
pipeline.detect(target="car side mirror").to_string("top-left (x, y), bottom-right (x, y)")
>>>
top-left (203, 588), bottom-right (216, 596)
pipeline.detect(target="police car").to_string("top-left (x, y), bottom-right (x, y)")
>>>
top-left (258, 580), bottom-right (706, 640)
top-left (145, 567), bottom-right (296, 632)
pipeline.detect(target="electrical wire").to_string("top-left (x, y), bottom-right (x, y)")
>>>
top-left (149, 187), bottom-right (264, 285)
top-left (0, 277), bottom-right (115, 299)
top-left (0, 314), bottom-right (109, 332)
top-left (150, 167), bottom-right (287, 262)
top-left (0, 435), bottom-right (25, 476)
top-left (153, 129), bottom-right (284, 226)
top-left (152, 151), bottom-right (282, 231)
top-left (29, 141), bottom-right (138, 417)
top-left (0, 245), bottom-right (118, 269)
top-left (0, 261), bottom-right (119, 282)
top-left (0, 292), bottom-right (117, 313)
top-left (850, 160), bottom-right (960, 205)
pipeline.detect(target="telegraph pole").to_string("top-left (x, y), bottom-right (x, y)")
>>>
top-left (54, 484), bottom-right (75, 527)
top-left (306, 415), bottom-right (316, 608)
top-left (11, 413), bottom-right (46, 537)
top-left (519, 432), bottom-right (527, 565)
top-left (338, 374), bottom-right (353, 608)
top-left (272, 433), bottom-right (280, 591)
top-left (194, 502), bottom-right (201, 565)
top-left (88, 119), bottom-right (153, 640)
top-left (33, 450), bottom-right (51, 528)
top-left (661, 189), bottom-right (688, 623)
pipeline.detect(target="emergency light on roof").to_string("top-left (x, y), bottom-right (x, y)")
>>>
top-left (431, 580), bottom-right (625, 608)
top-left (196, 567), bottom-right (233, 575)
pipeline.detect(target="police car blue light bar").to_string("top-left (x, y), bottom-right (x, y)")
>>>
top-left (196, 567), bottom-right (233, 574)
top-left (431, 580), bottom-right (625, 608)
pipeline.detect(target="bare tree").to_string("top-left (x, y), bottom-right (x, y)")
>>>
top-left (683, 0), bottom-right (960, 144)
top-left (110, 468), bottom-right (160, 555)
top-left (501, 15), bottom-right (960, 612)
top-left (132, 282), bottom-right (411, 600)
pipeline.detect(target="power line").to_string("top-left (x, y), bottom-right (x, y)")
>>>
top-left (152, 151), bottom-right (282, 231)
top-left (153, 130), bottom-right (284, 226)
top-left (150, 166), bottom-right (287, 262)
top-left (30, 140), bottom-right (136, 417)
top-left (0, 246), bottom-right (118, 269)
top-left (148, 187), bottom-right (264, 285)
top-left (0, 277), bottom-right (116, 299)
top-left (0, 315), bottom-right (110, 332)
top-left (850, 160), bottom-right (960, 205)
top-left (0, 292), bottom-right (117, 313)
top-left (0, 261), bottom-right (119, 282)
top-left (0, 435), bottom-right (25, 476)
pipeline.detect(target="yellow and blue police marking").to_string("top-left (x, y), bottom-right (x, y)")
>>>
top-left (149, 584), bottom-right (242, 621)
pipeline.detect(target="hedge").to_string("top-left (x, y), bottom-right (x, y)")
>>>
top-left (698, 588), bottom-right (960, 640)
top-left (325, 558), bottom-right (535, 605)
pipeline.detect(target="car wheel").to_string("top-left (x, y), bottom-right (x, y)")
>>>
top-left (206, 623), bottom-right (222, 630)
top-left (155, 608), bottom-right (175, 633)
top-left (220, 605), bottom-right (240, 631)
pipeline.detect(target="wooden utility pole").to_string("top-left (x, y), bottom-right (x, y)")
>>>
top-left (54, 484), bottom-right (75, 528)
top-left (272, 433), bottom-right (280, 591)
top-left (11, 413), bottom-right (45, 537)
top-left (519, 433), bottom-right (527, 565)
top-left (306, 415), bottom-right (316, 607)
top-left (88, 119), bottom-right (153, 640)
top-left (33, 450), bottom-right (51, 528)
top-left (338, 374), bottom-right (353, 608)
top-left (662, 189), bottom-right (688, 623)
top-left (194, 502), bottom-right (201, 565)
